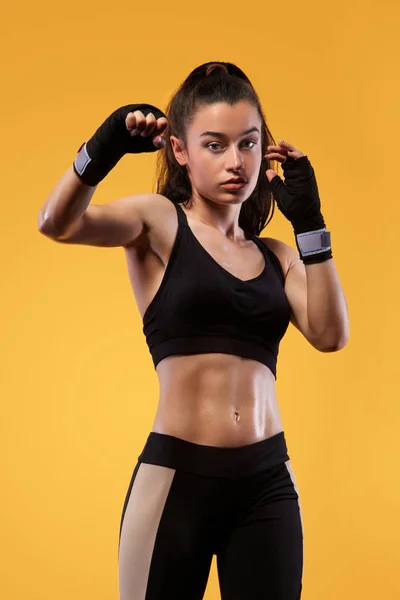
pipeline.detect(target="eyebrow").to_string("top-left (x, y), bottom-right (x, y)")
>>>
top-left (200, 126), bottom-right (260, 138)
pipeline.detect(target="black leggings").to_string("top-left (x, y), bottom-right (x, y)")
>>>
top-left (118, 431), bottom-right (303, 599)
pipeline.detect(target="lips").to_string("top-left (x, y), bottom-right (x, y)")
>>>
top-left (221, 180), bottom-right (247, 190)
top-left (222, 177), bottom-right (246, 184)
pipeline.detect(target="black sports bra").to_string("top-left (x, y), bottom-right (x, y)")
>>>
top-left (142, 200), bottom-right (291, 379)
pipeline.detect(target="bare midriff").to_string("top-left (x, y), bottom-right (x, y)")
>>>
top-left (151, 352), bottom-right (283, 448)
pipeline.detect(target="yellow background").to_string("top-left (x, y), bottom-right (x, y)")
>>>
top-left (1, 0), bottom-right (399, 598)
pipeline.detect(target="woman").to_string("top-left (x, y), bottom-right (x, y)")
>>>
top-left (38, 61), bottom-right (349, 599)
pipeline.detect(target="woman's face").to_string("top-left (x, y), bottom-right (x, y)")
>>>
top-left (170, 100), bottom-right (262, 205)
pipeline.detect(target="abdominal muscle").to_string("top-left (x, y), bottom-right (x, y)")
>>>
top-left (151, 352), bottom-right (283, 447)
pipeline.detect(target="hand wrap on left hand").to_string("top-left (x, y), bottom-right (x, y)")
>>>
top-left (269, 155), bottom-right (333, 265)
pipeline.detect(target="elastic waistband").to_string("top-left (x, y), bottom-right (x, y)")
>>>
top-left (148, 336), bottom-right (278, 379)
top-left (137, 431), bottom-right (290, 479)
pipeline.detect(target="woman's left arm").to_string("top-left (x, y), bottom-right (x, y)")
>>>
top-left (265, 139), bottom-right (349, 352)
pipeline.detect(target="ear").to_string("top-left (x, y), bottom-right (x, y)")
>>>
top-left (170, 135), bottom-right (188, 167)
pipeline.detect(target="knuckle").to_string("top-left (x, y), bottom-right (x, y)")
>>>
top-left (133, 110), bottom-right (145, 128)
top-left (140, 113), bottom-right (155, 136)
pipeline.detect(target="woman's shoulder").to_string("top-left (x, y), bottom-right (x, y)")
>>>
top-left (257, 236), bottom-right (297, 280)
top-left (137, 193), bottom-right (178, 230)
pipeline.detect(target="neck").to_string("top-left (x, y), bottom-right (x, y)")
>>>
top-left (184, 196), bottom-right (246, 242)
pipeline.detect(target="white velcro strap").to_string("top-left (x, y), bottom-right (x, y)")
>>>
top-left (73, 142), bottom-right (91, 175)
top-left (296, 228), bottom-right (331, 256)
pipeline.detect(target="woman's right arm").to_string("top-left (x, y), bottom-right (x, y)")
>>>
top-left (37, 105), bottom-right (168, 248)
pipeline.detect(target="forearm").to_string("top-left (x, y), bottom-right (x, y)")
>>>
top-left (37, 165), bottom-right (97, 236)
top-left (305, 258), bottom-right (349, 349)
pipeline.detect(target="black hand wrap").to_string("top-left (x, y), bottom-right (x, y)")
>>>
top-left (270, 155), bottom-right (333, 265)
top-left (73, 103), bottom-right (167, 186)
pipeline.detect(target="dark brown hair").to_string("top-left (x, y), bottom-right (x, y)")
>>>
top-left (154, 61), bottom-right (279, 236)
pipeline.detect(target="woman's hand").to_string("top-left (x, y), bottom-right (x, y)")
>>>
top-left (265, 139), bottom-right (304, 182)
top-left (264, 139), bottom-right (332, 263)
top-left (125, 110), bottom-right (168, 149)
top-left (264, 139), bottom-right (325, 234)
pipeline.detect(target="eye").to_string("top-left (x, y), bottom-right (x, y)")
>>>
top-left (206, 140), bottom-right (257, 151)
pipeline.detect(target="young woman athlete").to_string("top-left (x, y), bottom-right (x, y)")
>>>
top-left (38, 61), bottom-right (349, 600)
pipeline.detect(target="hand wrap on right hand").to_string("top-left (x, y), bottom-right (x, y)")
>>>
top-left (73, 103), bottom-right (167, 186)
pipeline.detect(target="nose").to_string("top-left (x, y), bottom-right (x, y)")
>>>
top-left (225, 145), bottom-right (244, 171)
